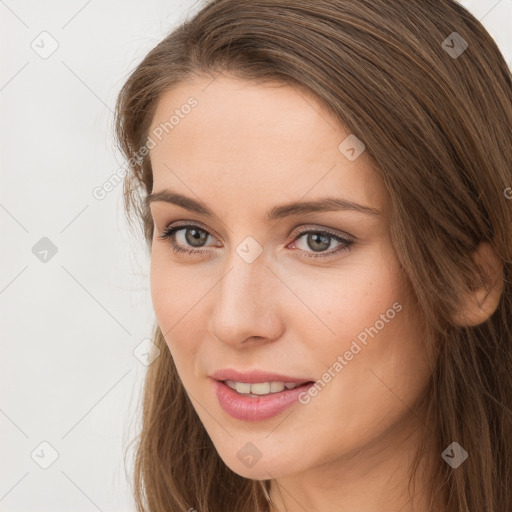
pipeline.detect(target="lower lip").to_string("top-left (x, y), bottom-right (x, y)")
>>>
top-left (212, 379), bottom-right (314, 422)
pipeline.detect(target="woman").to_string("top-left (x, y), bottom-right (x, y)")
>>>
top-left (114, 1), bottom-right (512, 510)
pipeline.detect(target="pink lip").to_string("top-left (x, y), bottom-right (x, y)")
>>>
top-left (210, 368), bottom-right (313, 384)
top-left (212, 379), bottom-right (315, 422)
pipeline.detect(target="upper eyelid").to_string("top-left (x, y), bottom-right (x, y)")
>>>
top-left (160, 220), bottom-right (220, 241)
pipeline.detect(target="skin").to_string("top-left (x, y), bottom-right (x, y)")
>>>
top-left (148, 75), bottom-right (441, 512)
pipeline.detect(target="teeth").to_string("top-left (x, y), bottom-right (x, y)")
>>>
top-left (271, 382), bottom-right (286, 392)
top-left (224, 380), bottom-right (302, 396)
top-left (235, 382), bottom-right (252, 394)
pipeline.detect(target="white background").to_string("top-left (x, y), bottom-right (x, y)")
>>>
top-left (1, 1), bottom-right (511, 510)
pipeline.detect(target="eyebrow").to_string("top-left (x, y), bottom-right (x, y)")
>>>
top-left (145, 190), bottom-right (381, 220)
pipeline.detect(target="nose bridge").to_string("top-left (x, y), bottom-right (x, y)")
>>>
top-left (208, 246), bottom-right (281, 345)
top-left (217, 249), bottom-right (268, 320)
top-left (218, 230), bottom-right (270, 307)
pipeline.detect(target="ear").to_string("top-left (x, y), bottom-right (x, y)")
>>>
top-left (451, 241), bottom-right (504, 327)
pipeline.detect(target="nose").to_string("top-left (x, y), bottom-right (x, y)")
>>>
top-left (207, 254), bottom-right (284, 348)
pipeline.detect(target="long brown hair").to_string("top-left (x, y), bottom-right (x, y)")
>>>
top-left (114, 1), bottom-right (512, 510)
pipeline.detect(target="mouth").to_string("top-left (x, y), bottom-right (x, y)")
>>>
top-left (212, 378), bottom-right (316, 421)
top-left (210, 368), bottom-right (314, 385)
top-left (222, 379), bottom-right (315, 397)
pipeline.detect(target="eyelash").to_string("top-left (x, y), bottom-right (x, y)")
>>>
top-left (156, 222), bottom-right (354, 259)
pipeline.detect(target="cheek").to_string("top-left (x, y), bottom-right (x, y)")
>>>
top-left (282, 246), bottom-right (402, 352)
top-left (150, 268), bottom-right (204, 389)
top-left (150, 250), bottom-right (174, 326)
top-left (293, 262), bottom-right (429, 455)
top-left (149, 250), bottom-right (197, 354)
top-left (150, 246), bottom-right (195, 315)
top-left (295, 246), bottom-right (425, 395)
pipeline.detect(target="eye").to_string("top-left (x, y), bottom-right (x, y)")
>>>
top-left (289, 227), bottom-right (354, 259)
top-left (157, 223), bottom-right (354, 259)
top-left (157, 223), bottom-right (217, 256)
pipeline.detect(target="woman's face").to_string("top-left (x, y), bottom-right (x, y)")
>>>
top-left (148, 75), bottom-right (433, 481)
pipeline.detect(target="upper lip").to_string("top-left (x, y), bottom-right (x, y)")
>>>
top-left (210, 369), bottom-right (314, 384)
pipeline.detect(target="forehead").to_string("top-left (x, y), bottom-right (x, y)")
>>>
top-left (148, 75), bottom-right (385, 219)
